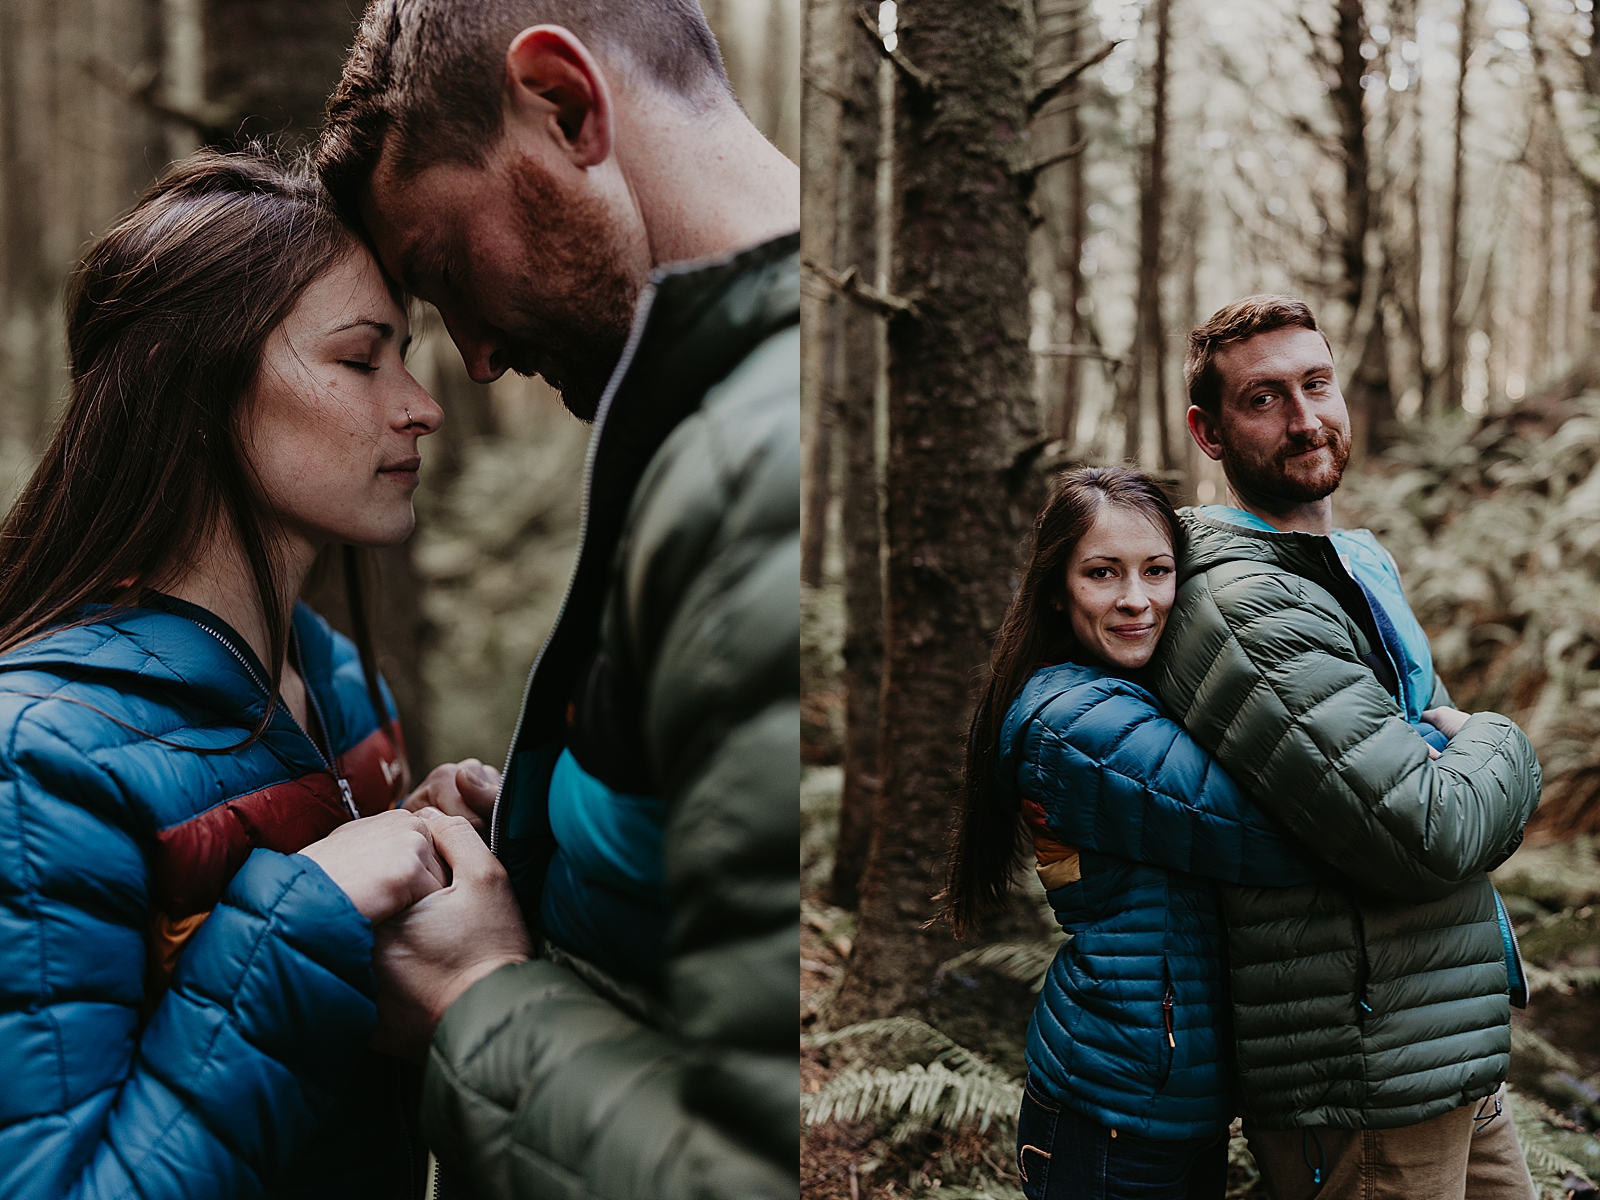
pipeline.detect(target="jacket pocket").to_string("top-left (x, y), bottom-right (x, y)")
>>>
top-left (1157, 958), bottom-right (1176, 1088)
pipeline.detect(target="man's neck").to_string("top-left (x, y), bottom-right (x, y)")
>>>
top-left (1222, 482), bottom-right (1335, 536)
top-left (615, 96), bottom-right (800, 267)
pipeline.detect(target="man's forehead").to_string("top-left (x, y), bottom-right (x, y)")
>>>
top-left (1217, 327), bottom-right (1333, 389)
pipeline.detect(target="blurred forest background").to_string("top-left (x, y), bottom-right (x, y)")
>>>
top-left (799, 0), bottom-right (1600, 1195)
top-left (0, 0), bottom-right (798, 772)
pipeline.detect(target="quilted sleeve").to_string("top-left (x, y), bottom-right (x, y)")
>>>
top-left (1153, 564), bottom-right (1541, 903)
top-left (1019, 678), bottom-right (1318, 887)
top-left (0, 710), bottom-right (377, 1199)
top-left (419, 326), bottom-right (799, 1200)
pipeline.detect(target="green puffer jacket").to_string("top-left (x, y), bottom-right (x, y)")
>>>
top-left (419, 234), bottom-right (799, 1198)
top-left (1152, 509), bottom-right (1540, 1131)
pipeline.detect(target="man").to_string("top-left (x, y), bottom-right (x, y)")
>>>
top-left (314, 2), bottom-right (798, 1197)
top-left (1153, 295), bottom-right (1541, 1199)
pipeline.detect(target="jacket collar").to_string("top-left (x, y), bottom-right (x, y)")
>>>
top-left (501, 232), bottom-right (801, 771)
top-left (1176, 506), bottom-right (1402, 702)
top-left (0, 597), bottom-right (338, 728)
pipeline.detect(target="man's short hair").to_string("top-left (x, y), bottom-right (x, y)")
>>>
top-left (316, 0), bottom-right (733, 226)
top-left (1184, 295), bottom-right (1324, 418)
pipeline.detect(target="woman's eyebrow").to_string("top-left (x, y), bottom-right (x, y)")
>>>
top-left (327, 318), bottom-right (396, 338)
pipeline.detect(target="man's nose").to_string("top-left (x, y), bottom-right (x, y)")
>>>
top-left (1285, 391), bottom-right (1320, 436)
top-left (440, 310), bottom-right (509, 384)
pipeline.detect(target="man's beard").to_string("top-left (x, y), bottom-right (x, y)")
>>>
top-left (506, 158), bottom-right (643, 421)
top-left (1218, 422), bottom-right (1350, 511)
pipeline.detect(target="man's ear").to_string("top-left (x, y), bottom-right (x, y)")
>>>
top-left (504, 26), bottom-right (613, 169)
top-left (1187, 405), bottom-right (1226, 463)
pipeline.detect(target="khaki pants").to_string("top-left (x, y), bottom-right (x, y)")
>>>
top-left (1244, 1084), bottom-right (1537, 1200)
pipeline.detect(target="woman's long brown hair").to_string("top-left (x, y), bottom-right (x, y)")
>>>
top-left (0, 147), bottom-right (391, 746)
top-left (939, 466), bottom-right (1181, 937)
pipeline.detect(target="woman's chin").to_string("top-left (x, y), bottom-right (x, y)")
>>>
top-left (1097, 639), bottom-right (1157, 671)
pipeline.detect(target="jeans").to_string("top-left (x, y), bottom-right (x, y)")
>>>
top-left (1016, 1078), bottom-right (1228, 1200)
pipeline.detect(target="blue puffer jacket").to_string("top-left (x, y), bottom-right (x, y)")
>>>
top-left (0, 595), bottom-right (416, 1199)
top-left (1000, 662), bottom-right (1320, 1139)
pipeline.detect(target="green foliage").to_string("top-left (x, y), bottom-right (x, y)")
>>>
top-left (1516, 906), bottom-right (1600, 967)
top-left (1510, 1087), bottom-right (1600, 1198)
top-left (941, 938), bottom-right (1066, 994)
top-left (801, 765), bottom-right (843, 893)
top-left (802, 1018), bottom-right (1023, 1141)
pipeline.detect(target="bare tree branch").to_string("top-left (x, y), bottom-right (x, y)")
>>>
top-left (804, 259), bottom-right (922, 318)
top-left (855, 8), bottom-right (934, 92)
top-left (1029, 41), bottom-right (1117, 117)
top-left (83, 56), bottom-right (239, 136)
top-left (802, 67), bottom-right (851, 108)
top-left (1032, 343), bottom-right (1127, 365)
top-left (1019, 136), bottom-right (1091, 179)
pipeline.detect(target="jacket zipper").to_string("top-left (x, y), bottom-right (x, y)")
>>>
top-left (1162, 988), bottom-right (1176, 1049)
top-left (489, 277), bottom-right (662, 855)
top-left (195, 624), bottom-right (357, 820)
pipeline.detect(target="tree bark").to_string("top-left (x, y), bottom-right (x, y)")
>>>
top-left (828, 4), bottom-right (885, 911)
top-left (800, 0), bottom-right (840, 588)
top-left (828, 0), bottom-right (1037, 1025)
top-left (1439, 0), bottom-right (1471, 414)
top-left (1332, 0), bottom-right (1392, 456)
top-left (1127, 0), bottom-right (1170, 470)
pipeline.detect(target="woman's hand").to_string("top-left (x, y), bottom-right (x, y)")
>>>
top-left (402, 758), bottom-right (500, 837)
top-left (1421, 706), bottom-right (1471, 741)
top-left (299, 808), bottom-right (448, 923)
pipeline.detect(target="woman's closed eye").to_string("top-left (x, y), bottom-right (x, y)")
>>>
top-left (340, 359), bottom-right (379, 374)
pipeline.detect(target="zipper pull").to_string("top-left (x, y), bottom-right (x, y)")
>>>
top-left (337, 776), bottom-right (358, 820)
top-left (1162, 991), bottom-right (1176, 1048)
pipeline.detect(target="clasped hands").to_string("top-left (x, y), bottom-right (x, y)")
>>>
top-left (298, 759), bottom-right (531, 1063)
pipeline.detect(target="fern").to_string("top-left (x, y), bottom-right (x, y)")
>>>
top-left (941, 939), bottom-right (1065, 993)
top-left (803, 1018), bottom-right (1024, 1141)
top-left (804, 1017), bottom-right (1019, 1083)
top-left (802, 1061), bottom-right (1024, 1137)
top-left (1507, 1086), bottom-right (1597, 1197)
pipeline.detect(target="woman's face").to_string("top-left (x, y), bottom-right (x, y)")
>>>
top-left (244, 247), bottom-right (442, 553)
top-left (1061, 504), bottom-right (1177, 670)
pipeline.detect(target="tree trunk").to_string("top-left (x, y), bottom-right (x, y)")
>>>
top-left (800, 0), bottom-right (839, 588)
top-left (1030, 0), bottom-right (1088, 446)
top-left (1439, 0), bottom-right (1471, 414)
top-left (1129, 0), bottom-right (1170, 470)
top-left (1332, 0), bottom-right (1391, 456)
top-left (829, 0), bottom-right (1036, 1024)
top-left (828, 5), bottom-right (885, 911)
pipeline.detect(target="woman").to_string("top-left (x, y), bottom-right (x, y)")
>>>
top-left (0, 149), bottom-right (453, 1197)
top-left (942, 467), bottom-right (1352, 1199)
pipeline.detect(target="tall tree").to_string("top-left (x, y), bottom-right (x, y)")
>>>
top-left (1126, 0), bottom-right (1171, 470)
top-left (830, 0), bottom-right (1038, 1024)
top-left (1440, 0), bottom-right (1472, 413)
top-left (800, 0), bottom-right (840, 588)
top-left (1330, 0), bottom-right (1392, 456)
top-left (828, 13), bottom-right (886, 911)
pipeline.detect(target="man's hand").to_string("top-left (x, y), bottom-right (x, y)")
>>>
top-left (370, 808), bottom-right (532, 1062)
top-left (298, 809), bottom-right (448, 923)
top-left (1422, 706), bottom-right (1472, 740)
top-left (402, 759), bottom-right (500, 836)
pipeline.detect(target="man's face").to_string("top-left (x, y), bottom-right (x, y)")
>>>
top-left (361, 136), bottom-right (651, 420)
top-left (1207, 326), bottom-right (1351, 509)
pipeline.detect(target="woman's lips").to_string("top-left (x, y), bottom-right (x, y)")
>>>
top-left (378, 456), bottom-right (422, 487)
top-left (1108, 624), bottom-right (1155, 640)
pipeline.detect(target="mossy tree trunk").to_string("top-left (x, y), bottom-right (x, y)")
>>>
top-left (830, 0), bottom-right (1037, 1024)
